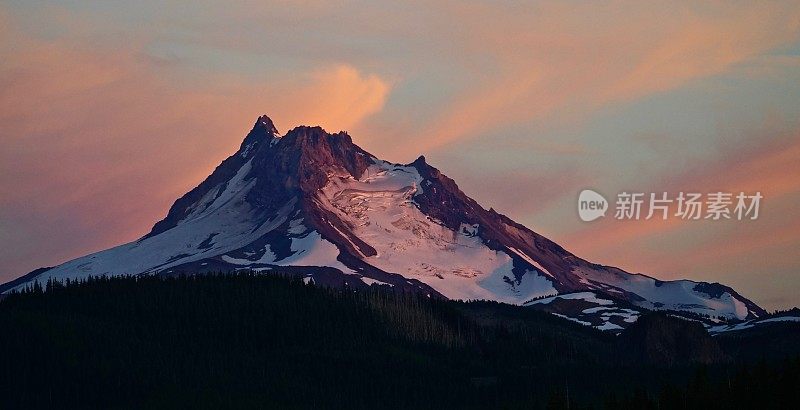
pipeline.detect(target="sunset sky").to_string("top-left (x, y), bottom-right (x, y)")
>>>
top-left (1, 1), bottom-right (799, 310)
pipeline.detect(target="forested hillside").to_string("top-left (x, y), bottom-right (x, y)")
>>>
top-left (0, 274), bottom-right (797, 409)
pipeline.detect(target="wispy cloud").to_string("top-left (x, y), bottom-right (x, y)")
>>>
top-left (389, 1), bottom-right (800, 156)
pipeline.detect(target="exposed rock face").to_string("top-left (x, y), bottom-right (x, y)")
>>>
top-left (0, 115), bottom-right (767, 322)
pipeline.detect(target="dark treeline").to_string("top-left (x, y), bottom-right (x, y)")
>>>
top-left (0, 273), bottom-right (797, 409)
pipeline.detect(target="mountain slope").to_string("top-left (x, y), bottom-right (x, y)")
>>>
top-left (0, 115), bottom-right (766, 320)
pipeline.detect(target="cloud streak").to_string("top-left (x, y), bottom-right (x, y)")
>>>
top-left (391, 1), bottom-right (800, 156)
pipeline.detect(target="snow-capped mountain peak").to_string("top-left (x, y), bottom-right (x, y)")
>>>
top-left (238, 115), bottom-right (280, 157)
top-left (0, 115), bottom-right (767, 323)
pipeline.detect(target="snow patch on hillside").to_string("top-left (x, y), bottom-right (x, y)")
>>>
top-left (526, 291), bottom-right (614, 306)
top-left (362, 277), bottom-right (393, 287)
top-left (569, 266), bottom-right (751, 320)
top-left (709, 315), bottom-right (800, 334)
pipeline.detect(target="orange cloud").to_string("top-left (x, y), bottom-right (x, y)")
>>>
top-left (276, 65), bottom-right (391, 133)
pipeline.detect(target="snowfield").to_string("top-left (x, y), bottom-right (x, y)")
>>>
top-left (317, 160), bottom-right (557, 304)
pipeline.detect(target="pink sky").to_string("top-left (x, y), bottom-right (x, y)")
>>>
top-left (1, 1), bottom-right (800, 310)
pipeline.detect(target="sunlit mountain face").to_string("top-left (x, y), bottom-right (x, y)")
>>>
top-left (1, 116), bottom-right (766, 330)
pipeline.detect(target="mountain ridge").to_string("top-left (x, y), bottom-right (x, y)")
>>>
top-left (0, 115), bottom-right (767, 322)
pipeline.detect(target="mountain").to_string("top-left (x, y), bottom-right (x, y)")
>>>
top-left (0, 115), bottom-right (766, 321)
